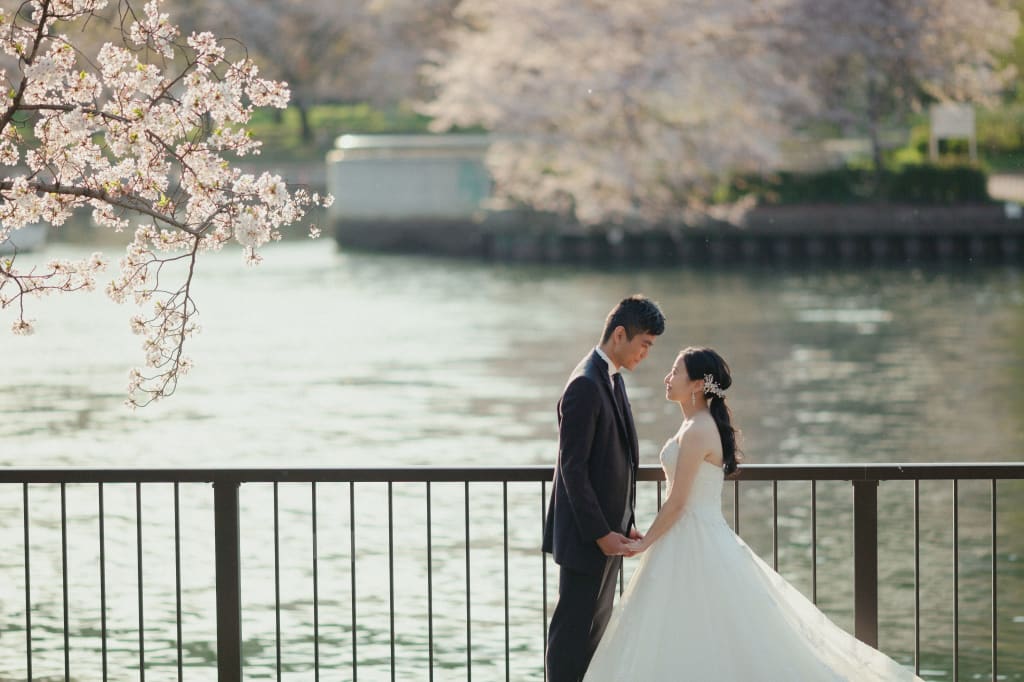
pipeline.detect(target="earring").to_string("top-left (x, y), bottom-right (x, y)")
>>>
top-left (691, 392), bottom-right (696, 407)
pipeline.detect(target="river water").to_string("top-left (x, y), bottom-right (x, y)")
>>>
top-left (1, 240), bottom-right (1022, 680)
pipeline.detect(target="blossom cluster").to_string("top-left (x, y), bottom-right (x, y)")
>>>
top-left (0, 0), bottom-right (331, 407)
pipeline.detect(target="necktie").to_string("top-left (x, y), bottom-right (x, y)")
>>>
top-left (613, 372), bottom-right (635, 530)
top-left (614, 373), bottom-right (637, 449)
top-left (612, 372), bottom-right (626, 414)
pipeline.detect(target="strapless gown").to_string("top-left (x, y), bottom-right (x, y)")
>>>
top-left (583, 438), bottom-right (923, 681)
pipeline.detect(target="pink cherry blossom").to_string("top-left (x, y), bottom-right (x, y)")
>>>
top-left (1, 0), bottom-right (331, 407)
top-left (426, 0), bottom-right (1016, 226)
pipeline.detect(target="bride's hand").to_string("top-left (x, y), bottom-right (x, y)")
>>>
top-left (624, 538), bottom-right (647, 555)
top-left (623, 527), bottom-right (647, 555)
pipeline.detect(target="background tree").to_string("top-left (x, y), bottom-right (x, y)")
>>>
top-left (1002, 0), bottom-right (1024, 102)
top-left (191, 0), bottom-right (458, 142)
top-left (357, 0), bottom-right (460, 106)
top-left (788, 0), bottom-right (1018, 172)
top-left (424, 0), bottom-right (812, 227)
top-left (193, 0), bottom-right (369, 143)
top-left (1, 0), bottom-right (329, 407)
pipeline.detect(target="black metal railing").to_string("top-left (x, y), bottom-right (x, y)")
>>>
top-left (1, 463), bottom-right (1021, 681)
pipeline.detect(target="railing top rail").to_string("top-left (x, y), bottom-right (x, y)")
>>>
top-left (0, 462), bottom-right (1021, 484)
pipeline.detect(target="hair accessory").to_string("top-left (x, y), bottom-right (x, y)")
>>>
top-left (703, 374), bottom-right (726, 399)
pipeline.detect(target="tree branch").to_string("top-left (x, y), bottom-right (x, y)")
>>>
top-left (0, 1), bottom-right (51, 133)
top-left (0, 179), bottom-right (199, 235)
top-left (16, 103), bottom-right (133, 124)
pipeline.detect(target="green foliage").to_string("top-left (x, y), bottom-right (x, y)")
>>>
top-left (249, 103), bottom-right (436, 161)
top-left (886, 164), bottom-right (989, 202)
top-left (999, 0), bottom-right (1024, 104)
top-left (898, 106), bottom-right (1024, 171)
top-left (978, 107), bottom-right (1024, 150)
top-left (975, 107), bottom-right (1024, 170)
top-left (723, 164), bottom-right (991, 205)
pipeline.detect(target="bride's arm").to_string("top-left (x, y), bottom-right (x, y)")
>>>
top-left (629, 424), bottom-right (713, 551)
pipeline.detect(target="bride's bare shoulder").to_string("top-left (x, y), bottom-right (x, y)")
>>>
top-left (678, 415), bottom-right (717, 451)
top-left (681, 413), bottom-right (716, 436)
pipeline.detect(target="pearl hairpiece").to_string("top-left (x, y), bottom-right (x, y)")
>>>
top-left (703, 374), bottom-right (726, 399)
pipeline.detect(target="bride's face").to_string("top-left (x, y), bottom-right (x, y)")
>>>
top-left (664, 355), bottom-right (698, 403)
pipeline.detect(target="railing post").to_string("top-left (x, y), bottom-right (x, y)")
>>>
top-left (852, 479), bottom-right (878, 647)
top-left (214, 480), bottom-right (242, 682)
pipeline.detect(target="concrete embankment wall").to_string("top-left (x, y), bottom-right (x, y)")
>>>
top-left (334, 203), bottom-right (1024, 265)
top-left (326, 134), bottom-right (1024, 264)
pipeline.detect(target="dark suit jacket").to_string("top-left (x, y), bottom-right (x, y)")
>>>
top-left (542, 351), bottom-right (639, 574)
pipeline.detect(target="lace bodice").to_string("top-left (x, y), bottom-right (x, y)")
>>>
top-left (658, 437), bottom-right (725, 520)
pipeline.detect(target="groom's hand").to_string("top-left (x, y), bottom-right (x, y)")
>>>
top-left (621, 528), bottom-right (645, 556)
top-left (596, 531), bottom-right (631, 557)
top-left (622, 528), bottom-right (647, 556)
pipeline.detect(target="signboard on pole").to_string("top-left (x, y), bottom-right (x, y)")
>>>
top-left (929, 103), bottom-right (976, 162)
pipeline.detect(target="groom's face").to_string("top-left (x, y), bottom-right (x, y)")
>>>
top-left (614, 328), bottom-right (657, 371)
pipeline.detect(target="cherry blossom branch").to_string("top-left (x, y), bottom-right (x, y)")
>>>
top-left (0, 179), bottom-right (197, 233)
top-left (15, 103), bottom-right (133, 123)
top-left (0, 2), bottom-right (50, 132)
top-left (1, 0), bottom-right (332, 406)
top-left (1, 250), bottom-right (106, 335)
top-left (123, 235), bottom-right (200, 407)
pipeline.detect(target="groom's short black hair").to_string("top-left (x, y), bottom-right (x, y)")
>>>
top-left (601, 295), bottom-right (665, 343)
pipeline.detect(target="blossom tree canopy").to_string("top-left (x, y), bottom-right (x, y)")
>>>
top-left (186, 0), bottom-right (372, 143)
top-left (182, 0), bottom-right (458, 141)
top-left (0, 0), bottom-right (331, 407)
top-left (423, 0), bottom-right (814, 227)
top-left (789, 0), bottom-right (1019, 170)
top-left (424, 0), bottom-right (1019, 225)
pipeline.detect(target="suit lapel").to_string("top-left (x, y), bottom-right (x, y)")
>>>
top-left (589, 352), bottom-right (631, 453)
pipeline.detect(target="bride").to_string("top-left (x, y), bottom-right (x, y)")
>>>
top-left (583, 347), bottom-right (923, 681)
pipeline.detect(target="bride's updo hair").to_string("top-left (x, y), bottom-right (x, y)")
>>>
top-left (681, 347), bottom-right (741, 475)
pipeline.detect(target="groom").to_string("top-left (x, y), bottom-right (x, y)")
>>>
top-left (542, 295), bottom-right (665, 682)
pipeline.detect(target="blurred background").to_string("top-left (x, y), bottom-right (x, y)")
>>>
top-left (2, 1), bottom-right (1023, 679)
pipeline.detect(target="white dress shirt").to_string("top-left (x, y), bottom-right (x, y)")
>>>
top-left (594, 347), bottom-right (619, 390)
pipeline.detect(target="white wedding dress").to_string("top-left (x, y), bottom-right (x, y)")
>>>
top-left (583, 438), bottom-right (923, 681)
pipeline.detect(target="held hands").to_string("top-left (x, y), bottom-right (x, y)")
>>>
top-left (597, 528), bottom-right (647, 558)
top-left (625, 527), bottom-right (649, 555)
top-left (596, 531), bottom-right (636, 557)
